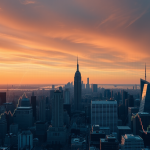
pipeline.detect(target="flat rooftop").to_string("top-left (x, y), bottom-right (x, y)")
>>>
top-left (92, 100), bottom-right (117, 104)
top-left (92, 130), bottom-right (105, 134)
top-left (124, 134), bottom-right (143, 140)
top-left (17, 107), bottom-right (32, 109)
top-left (117, 126), bottom-right (131, 130)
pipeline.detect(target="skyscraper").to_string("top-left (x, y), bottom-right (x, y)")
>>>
top-left (0, 106), bottom-right (7, 143)
top-left (52, 90), bottom-right (64, 127)
top-left (74, 57), bottom-right (81, 111)
top-left (39, 96), bottom-right (46, 122)
top-left (122, 90), bottom-right (128, 107)
top-left (64, 89), bottom-right (70, 104)
top-left (47, 90), bottom-right (66, 145)
top-left (0, 92), bottom-right (6, 106)
top-left (31, 95), bottom-right (36, 121)
top-left (139, 83), bottom-right (150, 114)
top-left (18, 130), bottom-right (33, 150)
top-left (86, 77), bottom-right (89, 89)
top-left (92, 84), bottom-right (98, 93)
top-left (91, 100), bottom-right (118, 132)
top-left (140, 79), bottom-right (149, 100)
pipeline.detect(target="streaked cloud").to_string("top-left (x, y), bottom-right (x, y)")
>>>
top-left (0, 0), bottom-right (150, 84)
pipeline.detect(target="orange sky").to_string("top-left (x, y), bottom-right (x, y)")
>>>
top-left (0, 0), bottom-right (150, 84)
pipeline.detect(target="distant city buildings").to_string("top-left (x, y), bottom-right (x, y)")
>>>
top-left (92, 84), bottom-right (98, 93)
top-left (0, 106), bottom-right (7, 144)
top-left (64, 89), bottom-right (70, 104)
top-left (31, 95), bottom-right (36, 121)
top-left (86, 78), bottom-right (90, 89)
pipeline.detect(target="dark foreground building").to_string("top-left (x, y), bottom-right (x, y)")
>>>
top-left (0, 92), bottom-right (6, 105)
top-left (100, 135), bottom-right (119, 150)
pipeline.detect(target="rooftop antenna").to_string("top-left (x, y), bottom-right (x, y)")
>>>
top-left (77, 56), bottom-right (79, 71)
top-left (145, 63), bottom-right (146, 81)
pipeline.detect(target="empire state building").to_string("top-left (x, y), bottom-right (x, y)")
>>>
top-left (74, 57), bottom-right (81, 111)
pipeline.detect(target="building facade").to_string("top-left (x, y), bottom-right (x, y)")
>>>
top-left (13, 107), bottom-right (33, 130)
top-left (18, 130), bottom-right (33, 150)
top-left (121, 134), bottom-right (144, 150)
top-left (47, 90), bottom-right (66, 145)
top-left (91, 100), bottom-right (118, 132)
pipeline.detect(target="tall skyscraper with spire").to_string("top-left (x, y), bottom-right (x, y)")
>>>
top-left (74, 57), bottom-right (82, 111)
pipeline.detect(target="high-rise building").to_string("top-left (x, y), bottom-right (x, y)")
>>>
top-left (121, 134), bottom-right (144, 150)
top-left (128, 107), bottom-right (139, 130)
top-left (122, 90), bottom-right (128, 107)
top-left (0, 106), bottom-right (7, 143)
top-left (86, 78), bottom-right (90, 89)
top-left (91, 100), bottom-right (118, 132)
top-left (100, 135), bottom-right (119, 150)
top-left (74, 57), bottom-right (82, 111)
top-left (31, 95), bottom-right (36, 121)
top-left (104, 90), bottom-right (111, 100)
top-left (47, 90), bottom-right (66, 145)
top-left (18, 130), bottom-right (33, 150)
top-left (52, 90), bottom-right (63, 127)
top-left (92, 84), bottom-right (98, 93)
top-left (140, 78), bottom-right (149, 99)
top-left (139, 83), bottom-right (150, 114)
top-left (64, 89), bottom-right (70, 104)
top-left (39, 96), bottom-right (46, 122)
top-left (36, 121), bottom-right (48, 142)
top-left (132, 112), bottom-right (150, 135)
top-left (117, 126), bottom-right (132, 143)
top-left (0, 92), bottom-right (6, 106)
top-left (13, 107), bottom-right (33, 130)
top-left (3, 102), bottom-right (14, 131)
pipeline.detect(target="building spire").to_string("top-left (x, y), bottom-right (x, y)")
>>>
top-left (145, 63), bottom-right (146, 81)
top-left (77, 56), bottom-right (79, 71)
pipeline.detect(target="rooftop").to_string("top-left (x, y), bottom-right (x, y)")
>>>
top-left (117, 126), bottom-right (131, 130)
top-left (106, 134), bottom-right (116, 139)
top-left (92, 100), bottom-right (117, 104)
top-left (71, 138), bottom-right (86, 144)
top-left (17, 107), bottom-right (32, 110)
top-left (128, 107), bottom-right (139, 110)
top-left (22, 98), bottom-right (29, 101)
top-left (92, 130), bottom-right (105, 134)
top-left (124, 134), bottom-right (143, 140)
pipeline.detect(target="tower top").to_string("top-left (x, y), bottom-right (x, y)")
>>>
top-left (145, 63), bottom-right (146, 81)
top-left (77, 56), bottom-right (79, 71)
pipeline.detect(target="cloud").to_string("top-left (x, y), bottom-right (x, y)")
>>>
top-left (0, 0), bottom-right (150, 83)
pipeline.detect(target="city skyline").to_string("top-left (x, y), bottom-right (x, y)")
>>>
top-left (0, 0), bottom-right (150, 84)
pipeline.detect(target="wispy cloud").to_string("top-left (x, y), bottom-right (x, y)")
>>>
top-left (0, 0), bottom-right (150, 84)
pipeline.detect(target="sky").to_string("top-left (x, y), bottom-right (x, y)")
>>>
top-left (0, 0), bottom-right (150, 84)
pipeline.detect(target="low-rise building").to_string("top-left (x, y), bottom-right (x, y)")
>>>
top-left (100, 134), bottom-right (119, 150)
top-left (121, 134), bottom-right (144, 150)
